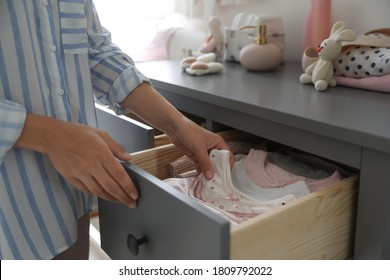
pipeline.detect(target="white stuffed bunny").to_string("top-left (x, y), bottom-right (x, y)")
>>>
top-left (300, 21), bottom-right (357, 91)
top-left (182, 17), bottom-right (224, 59)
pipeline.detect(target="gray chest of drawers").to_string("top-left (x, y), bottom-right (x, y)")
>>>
top-left (100, 60), bottom-right (390, 260)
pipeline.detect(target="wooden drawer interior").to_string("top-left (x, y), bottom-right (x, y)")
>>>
top-left (231, 176), bottom-right (357, 259)
top-left (128, 130), bottom-right (359, 259)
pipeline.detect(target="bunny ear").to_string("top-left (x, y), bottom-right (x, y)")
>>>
top-left (330, 21), bottom-right (346, 37)
top-left (334, 29), bottom-right (357, 42)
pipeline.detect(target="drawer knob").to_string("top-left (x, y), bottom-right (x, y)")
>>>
top-left (127, 234), bottom-right (148, 255)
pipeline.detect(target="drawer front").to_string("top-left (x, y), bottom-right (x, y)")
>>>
top-left (99, 162), bottom-right (230, 260)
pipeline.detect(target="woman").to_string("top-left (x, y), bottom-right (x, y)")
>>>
top-left (0, 0), bottom-right (231, 259)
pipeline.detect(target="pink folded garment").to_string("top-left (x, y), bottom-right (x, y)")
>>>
top-left (334, 74), bottom-right (390, 93)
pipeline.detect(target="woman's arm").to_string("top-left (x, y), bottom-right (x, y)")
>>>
top-left (120, 82), bottom-right (233, 179)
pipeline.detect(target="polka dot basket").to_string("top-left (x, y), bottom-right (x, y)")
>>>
top-left (333, 29), bottom-right (390, 78)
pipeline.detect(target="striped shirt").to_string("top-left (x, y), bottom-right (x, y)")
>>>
top-left (0, 0), bottom-right (149, 259)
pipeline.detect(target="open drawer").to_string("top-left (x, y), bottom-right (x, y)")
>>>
top-left (98, 132), bottom-right (358, 260)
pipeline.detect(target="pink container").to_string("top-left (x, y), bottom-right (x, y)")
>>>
top-left (303, 0), bottom-right (332, 50)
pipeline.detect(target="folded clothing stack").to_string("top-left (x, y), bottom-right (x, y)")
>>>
top-left (333, 28), bottom-right (390, 93)
top-left (164, 144), bottom-right (348, 224)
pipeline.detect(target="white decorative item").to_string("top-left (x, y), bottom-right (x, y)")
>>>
top-left (182, 16), bottom-right (224, 58)
top-left (299, 21), bottom-right (357, 91)
top-left (180, 53), bottom-right (224, 76)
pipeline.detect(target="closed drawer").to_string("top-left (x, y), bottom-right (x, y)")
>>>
top-left (98, 131), bottom-right (358, 259)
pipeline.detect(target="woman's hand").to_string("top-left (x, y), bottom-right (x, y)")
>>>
top-left (168, 118), bottom-right (234, 179)
top-left (15, 114), bottom-right (138, 208)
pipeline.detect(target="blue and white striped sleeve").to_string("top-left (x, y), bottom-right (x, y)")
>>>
top-left (0, 99), bottom-right (27, 164)
top-left (85, 0), bottom-right (150, 115)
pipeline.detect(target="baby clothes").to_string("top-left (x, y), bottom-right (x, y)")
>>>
top-left (242, 149), bottom-right (342, 193)
top-left (164, 148), bottom-right (343, 224)
top-left (268, 148), bottom-right (351, 178)
top-left (168, 139), bottom-right (265, 178)
top-left (334, 73), bottom-right (390, 93)
top-left (267, 150), bottom-right (334, 179)
top-left (232, 156), bottom-right (310, 202)
top-left (165, 149), bottom-right (310, 224)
